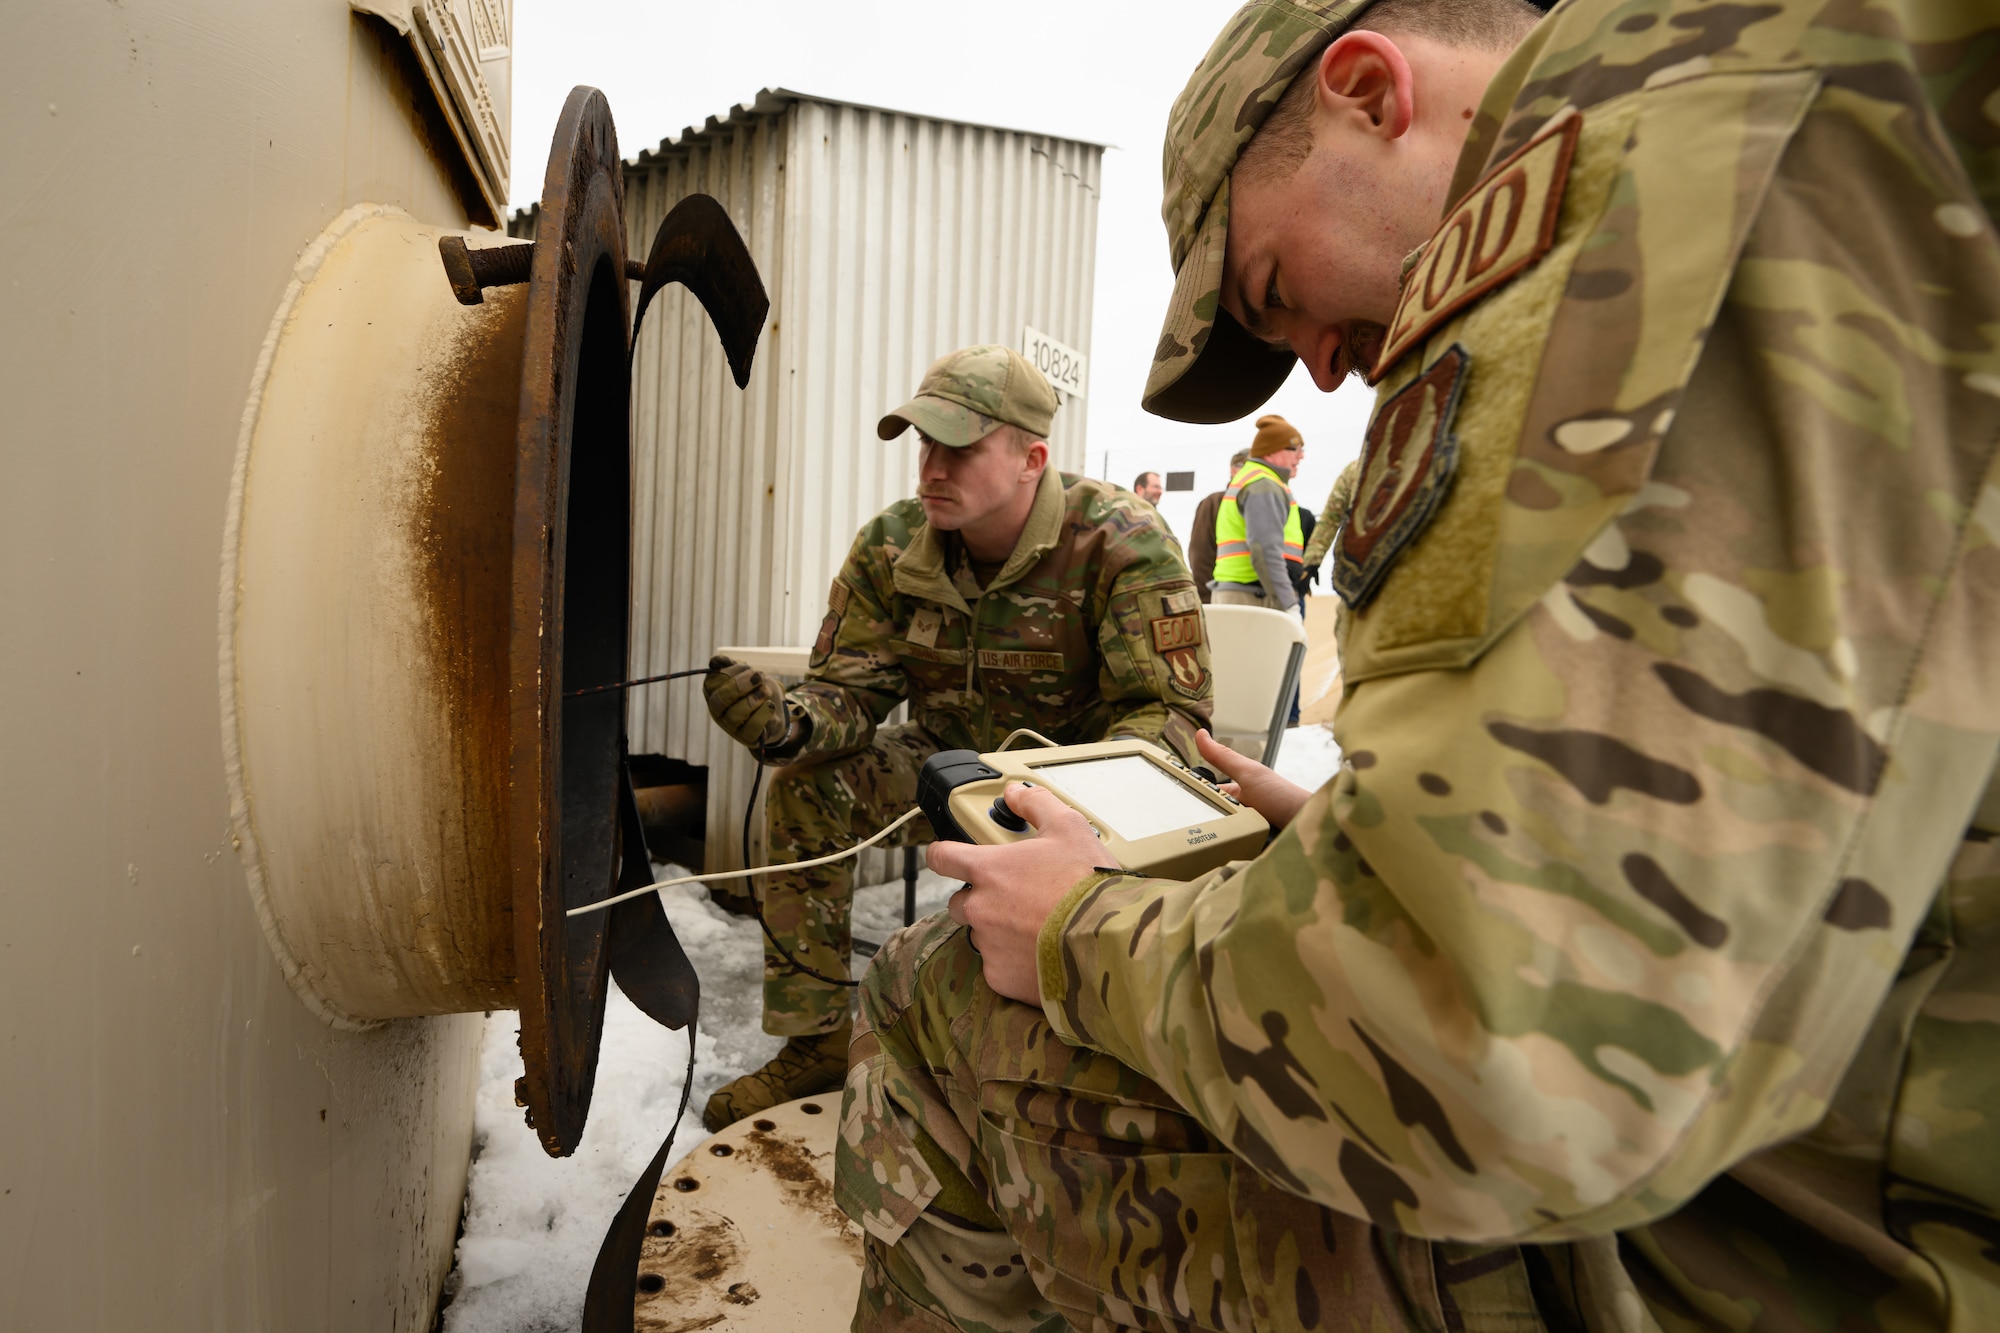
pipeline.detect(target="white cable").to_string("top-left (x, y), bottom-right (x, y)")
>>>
top-left (565, 804), bottom-right (929, 918)
top-left (996, 728), bottom-right (1059, 752)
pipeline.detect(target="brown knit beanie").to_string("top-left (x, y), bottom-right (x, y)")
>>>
top-left (1249, 414), bottom-right (1303, 458)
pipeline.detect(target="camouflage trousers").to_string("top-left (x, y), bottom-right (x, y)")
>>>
top-left (759, 722), bottom-right (940, 1037)
top-left (835, 915), bottom-right (1546, 1331)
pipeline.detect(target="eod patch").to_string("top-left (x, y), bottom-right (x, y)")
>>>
top-left (1149, 607), bottom-right (1209, 699)
top-left (1151, 612), bottom-right (1202, 653)
top-left (1370, 111), bottom-right (1580, 385)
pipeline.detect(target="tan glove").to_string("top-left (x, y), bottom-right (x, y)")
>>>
top-left (703, 655), bottom-right (791, 752)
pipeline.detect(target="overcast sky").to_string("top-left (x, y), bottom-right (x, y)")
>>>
top-left (509, 0), bottom-right (1375, 539)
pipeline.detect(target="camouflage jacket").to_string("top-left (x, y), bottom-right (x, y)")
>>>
top-left (787, 468), bottom-right (1211, 765)
top-left (1043, 0), bottom-right (2000, 1327)
top-left (1301, 458), bottom-right (1359, 574)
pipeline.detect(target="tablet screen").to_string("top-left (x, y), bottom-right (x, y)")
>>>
top-left (1032, 754), bottom-right (1223, 842)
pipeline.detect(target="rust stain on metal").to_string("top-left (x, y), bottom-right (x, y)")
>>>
top-left (635, 1206), bottom-right (745, 1333)
top-left (740, 1124), bottom-right (854, 1237)
top-left (411, 281), bottom-right (528, 1005)
top-left (633, 1102), bottom-right (861, 1329)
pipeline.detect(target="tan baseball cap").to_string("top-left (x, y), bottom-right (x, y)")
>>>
top-left (877, 344), bottom-right (1060, 447)
top-left (1145, 0), bottom-right (1379, 424)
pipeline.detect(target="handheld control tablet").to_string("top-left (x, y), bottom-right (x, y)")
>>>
top-left (917, 738), bottom-right (1269, 881)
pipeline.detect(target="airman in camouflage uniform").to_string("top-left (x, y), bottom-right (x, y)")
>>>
top-left (836, 0), bottom-right (2000, 1327)
top-left (1301, 458), bottom-right (1359, 577)
top-left (702, 345), bottom-right (1211, 1130)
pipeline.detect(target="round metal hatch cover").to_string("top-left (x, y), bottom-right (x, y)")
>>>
top-left (636, 1097), bottom-right (864, 1331)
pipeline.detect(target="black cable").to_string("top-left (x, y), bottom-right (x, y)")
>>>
top-left (741, 762), bottom-right (862, 988)
top-left (742, 762), bottom-right (761, 887)
top-left (564, 667), bottom-right (708, 699)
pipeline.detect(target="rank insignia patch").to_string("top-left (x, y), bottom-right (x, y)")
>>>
top-left (1370, 111), bottom-right (1580, 384)
top-left (1334, 345), bottom-right (1471, 610)
top-left (908, 606), bottom-right (944, 648)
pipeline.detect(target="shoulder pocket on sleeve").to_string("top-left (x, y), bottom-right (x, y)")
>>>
top-left (1340, 68), bottom-right (1821, 686)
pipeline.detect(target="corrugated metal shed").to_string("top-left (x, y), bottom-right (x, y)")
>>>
top-left (526, 87), bottom-right (1104, 874)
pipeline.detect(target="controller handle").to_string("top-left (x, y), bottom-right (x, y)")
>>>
top-left (917, 750), bottom-right (1003, 842)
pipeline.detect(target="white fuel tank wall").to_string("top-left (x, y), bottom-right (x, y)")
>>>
top-left (1, 2), bottom-right (507, 1328)
top-left (570, 90), bottom-right (1104, 874)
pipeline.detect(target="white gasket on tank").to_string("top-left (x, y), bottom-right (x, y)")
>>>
top-left (216, 203), bottom-right (413, 1032)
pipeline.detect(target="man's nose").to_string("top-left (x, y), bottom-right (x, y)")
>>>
top-left (1290, 324), bottom-right (1345, 393)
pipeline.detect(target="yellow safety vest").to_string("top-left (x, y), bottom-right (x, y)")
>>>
top-left (1214, 459), bottom-right (1303, 586)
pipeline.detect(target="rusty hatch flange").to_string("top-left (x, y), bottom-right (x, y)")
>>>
top-left (446, 84), bottom-right (769, 1158)
top-left (509, 85), bottom-right (632, 1156)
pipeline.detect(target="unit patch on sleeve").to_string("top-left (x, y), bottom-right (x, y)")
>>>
top-left (1334, 345), bottom-right (1471, 611)
top-left (1370, 111), bottom-right (1581, 384)
top-left (1164, 646), bottom-right (1211, 700)
top-left (811, 612), bottom-right (839, 668)
top-left (812, 578), bottom-right (852, 668)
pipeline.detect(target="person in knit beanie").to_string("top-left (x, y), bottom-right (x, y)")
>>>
top-left (1250, 413), bottom-right (1304, 459)
top-left (1211, 414), bottom-right (1306, 611)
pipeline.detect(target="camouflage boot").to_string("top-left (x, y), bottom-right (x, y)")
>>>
top-left (706, 882), bottom-right (759, 918)
top-left (702, 1022), bottom-right (852, 1132)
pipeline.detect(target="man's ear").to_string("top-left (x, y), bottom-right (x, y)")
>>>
top-left (1021, 439), bottom-right (1050, 482)
top-left (1316, 30), bottom-right (1415, 142)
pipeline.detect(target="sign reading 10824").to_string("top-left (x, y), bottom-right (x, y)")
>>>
top-left (1022, 327), bottom-right (1087, 402)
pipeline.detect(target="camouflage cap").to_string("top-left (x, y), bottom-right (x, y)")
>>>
top-left (878, 345), bottom-right (1060, 447)
top-left (1145, 0), bottom-right (1378, 424)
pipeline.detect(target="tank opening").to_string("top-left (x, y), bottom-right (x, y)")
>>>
top-left (557, 254), bottom-right (632, 921)
top-left (630, 755), bottom-right (707, 870)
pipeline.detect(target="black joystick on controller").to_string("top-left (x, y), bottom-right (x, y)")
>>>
top-left (987, 793), bottom-right (1029, 833)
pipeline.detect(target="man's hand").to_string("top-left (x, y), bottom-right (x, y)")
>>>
top-left (929, 783), bottom-right (1111, 1004)
top-left (1196, 728), bottom-right (1312, 830)
top-left (703, 655), bottom-right (789, 750)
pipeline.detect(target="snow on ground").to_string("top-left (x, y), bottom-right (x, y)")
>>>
top-left (440, 725), bottom-right (1342, 1331)
top-left (1268, 719), bottom-right (1342, 794)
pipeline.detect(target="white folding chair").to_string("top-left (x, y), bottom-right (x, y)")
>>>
top-left (712, 644), bottom-right (812, 677)
top-left (1203, 604), bottom-right (1310, 767)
